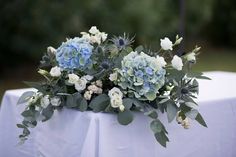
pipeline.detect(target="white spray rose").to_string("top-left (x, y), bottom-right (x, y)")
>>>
top-left (40, 95), bottom-right (50, 108)
top-left (50, 66), bottom-right (61, 77)
top-left (47, 46), bottom-right (56, 55)
top-left (186, 52), bottom-right (196, 61)
top-left (68, 73), bottom-right (80, 84)
top-left (109, 72), bottom-right (118, 81)
top-left (90, 35), bottom-right (101, 44)
top-left (84, 91), bottom-right (93, 100)
top-left (95, 80), bottom-right (103, 88)
top-left (97, 32), bottom-right (108, 42)
top-left (80, 32), bottom-right (91, 41)
top-left (89, 26), bottom-right (100, 34)
top-left (75, 78), bottom-right (87, 91)
top-left (160, 37), bottom-right (173, 50)
top-left (155, 56), bottom-right (167, 68)
top-left (171, 55), bottom-right (183, 71)
top-left (50, 97), bottom-right (61, 107)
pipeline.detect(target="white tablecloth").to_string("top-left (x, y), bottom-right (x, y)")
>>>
top-left (0, 71), bottom-right (236, 157)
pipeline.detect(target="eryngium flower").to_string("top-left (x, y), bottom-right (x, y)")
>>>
top-left (56, 38), bottom-right (93, 70)
top-left (117, 51), bottom-right (166, 101)
top-left (110, 34), bottom-right (134, 50)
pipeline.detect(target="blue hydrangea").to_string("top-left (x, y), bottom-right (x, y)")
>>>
top-left (56, 38), bottom-right (93, 70)
top-left (116, 51), bottom-right (166, 101)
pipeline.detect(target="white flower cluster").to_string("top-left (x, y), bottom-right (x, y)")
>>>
top-left (83, 80), bottom-right (103, 100)
top-left (81, 26), bottom-right (107, 45)
top-left (50, 66), bottom-right (62, 77)
top-left (108, 87), bottom-right (125, 111)
top-left (176, 112), bottom-right (190, 129)
top-left (27, 92), bottom-right (61, 109)
top-left (40, 95), bottom-right (61, 108)
top-left (68, 74), bottom-right (93, 92)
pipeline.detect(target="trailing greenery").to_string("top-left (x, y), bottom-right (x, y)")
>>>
top-left (17, 27), bottom-right (209, 147)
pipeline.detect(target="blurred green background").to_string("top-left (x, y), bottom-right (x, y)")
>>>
top-left (0, 0), bottom-right (236, 100)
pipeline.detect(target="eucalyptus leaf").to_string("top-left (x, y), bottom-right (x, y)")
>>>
top-left (117, 110), bottom-right (133, 125)
top-left (89, 94), bottom-right (110, 112)
top-left (77, 97), bottom-right (88, 112)
top-left (144, 110), bottom-right (158, 119)
top-left (195, 113), bottom-right (207, 127)
top-left (166, 102), bottom-right (178, 123)
top-left (17, 91), bottom-right (35, 105)
top-left (185, 109), bottom-right (198, 119)
top-left (144, 91), bottom-right (156, 101)
top-left (154, 132), bottom-right (169, 147)
top-left (122, 98), bottom-right (134, 109)
top-left (150, 119), bottom-right (162, 133)
top-left (185, 102), bottom-right (198, 109)
top-left (42, 105), bottom-right (54, 122)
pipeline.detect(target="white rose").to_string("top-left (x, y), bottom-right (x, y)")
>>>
top-left (50, 66), bottom-right (61, 77)
top-left (171, 55), bottom-right (183, 71)
top-left (47, 46), bottom-right (56, 55)
top-left (50, 97), bottom-right (61, 107)
top-left (108, 87), bottom-right (123, 98)
top-left (75, 78), bottom-right (87, 91)
top-left (110, 94), bottom-right (123, 108)
top-left (68, 73), bottom-right (80, 84)
top-left (95, 80), bottom-right (103, 88)
top-left (40, 95), bottom-right (50, 108)
top-left (186, 52), bottom-right (196, 61)
top-left (84, 91), bottom-right (93, 100)
top-left (89, 26), bottom-right (100, 34)
top-left (160, 37), bottom-right (173, 50)
top-left (82, 75), bottom-right (94, 81)
top-left (119, 105), bottom-right (125, 112)
top-left (155, 55), bottom-right (167, 68)
top-left (109, 72), bottom-right (118, 81)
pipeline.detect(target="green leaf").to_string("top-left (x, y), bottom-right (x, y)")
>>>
top-left (154, 132), bottom-right (169, 147)
top-left (122, 98), bottom-right (134, 110)
top-left (144, 110), bottom-right (158, 119)
top-left (89, 94), bottom-right (110, 112)
top-left (150, 119), bottom-right (163, 133)
top-left (185, 109), bottom-right (198, 119)
top-left (166, 102), bottom-right (178, 123)
top-left (17, 124), bottom-right (26, 129)
top-left (66, 94), bottom-right (80, 108)
top-left (185, 102), bottom-right (198, 109)
top-left (24, 81), bottom-right (46, 93)
top-left (42, 105), bottom-right (54, 122)
top-left (117, 110), bottom-right (134, 125)
top-left (195, 113), bottom-right (207, 127)
top-left (21, 110), bottom-right (37, 121)
top-left (78, 97), bottom-right (88, 112)
top-left (144, 91), bottom-right (156, 101)
top-left (135, 45), bottom-right (144, 53)
top-left (17, 91), bottom-right (35, 105)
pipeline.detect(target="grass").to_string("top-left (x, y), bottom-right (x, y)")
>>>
top-left (0, 48), bottom-right (236, 102)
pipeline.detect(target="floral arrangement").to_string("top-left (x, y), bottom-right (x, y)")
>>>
top-left (17, 26), bottom-right (209, 147)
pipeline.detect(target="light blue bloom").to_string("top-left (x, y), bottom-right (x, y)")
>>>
top-left (56, 38), bottom-right (93, 70)
top-left (116, 51), bottom-right (166, 101)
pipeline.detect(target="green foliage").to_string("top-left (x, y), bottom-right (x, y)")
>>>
top-left (117, 110), bottom-right (133, 125)
top-left (89, 94), bottom-right (110, 112)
